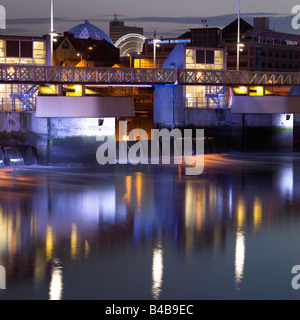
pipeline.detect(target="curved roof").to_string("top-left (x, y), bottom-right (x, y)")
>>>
top-left (69, 20), bottom-right (114, 45)
top-left (115, 33), bottom-right (147, 56)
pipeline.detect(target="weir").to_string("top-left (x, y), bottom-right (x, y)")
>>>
top-left (0, 146), bottom-right (36, 167)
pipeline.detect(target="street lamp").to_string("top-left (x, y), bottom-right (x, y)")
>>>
top-left (137, 52), bottom-right (141, 68)
top-left (127, 53), bottom-right (132, 68)
top-left (153, 39), bottom-right (160, 68)
top-left (49, 0), bottom-right (59, 66)
top-left (237, 0), bottom-right (241, 71)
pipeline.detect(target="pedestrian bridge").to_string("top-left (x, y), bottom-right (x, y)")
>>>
top-left (1, 64), bottom-right (300, 87)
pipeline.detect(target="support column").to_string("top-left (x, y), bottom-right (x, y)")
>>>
top-left (56, 85), bottom-right (63, 96)
top-left (82, 85), bottom-right (86, 96)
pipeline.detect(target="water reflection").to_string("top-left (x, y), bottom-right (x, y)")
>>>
top-left (152, 240), bottom-right (164, 300)
top-left (235, 231), bottom-right (245, 289)
top-left (49, 259), bottom-right (63, 300)
top-left (0, 155), bottom-right (299, 299)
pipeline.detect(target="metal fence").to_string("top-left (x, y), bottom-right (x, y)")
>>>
top-left (185, 96), bottom-right (230, 109)
top-left (0, 97), bottom-right (36, 112)
top-left (0, 64), bottom-right (299, 86)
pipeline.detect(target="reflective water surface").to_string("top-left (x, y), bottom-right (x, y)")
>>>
top-left (1, 154), bottom-right (300, 300)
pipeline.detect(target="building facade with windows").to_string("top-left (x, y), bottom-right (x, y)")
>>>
top-left (0, 35), bottom-right (48, 111)
top-left (153, 42), bottom-right (227, 128)
top-left (109, 16), bottom-right (143, 44)
top-left (222, 17), bottom-right (300, 72)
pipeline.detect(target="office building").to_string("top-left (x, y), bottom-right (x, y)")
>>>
top-left (109, 15), bottom-right (143, 44)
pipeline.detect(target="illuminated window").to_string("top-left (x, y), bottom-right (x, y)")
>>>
top-left (33, 41), bottom-right (45, 50)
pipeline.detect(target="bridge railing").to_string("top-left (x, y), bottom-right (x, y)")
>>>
top-left (185, 96), bottom-right (230, 109)
top-left (178, 69), bottom-right (300, 86)
top-left (0, 97), bottom-right (36, 112)
top-left (0, 64), bottom-right (300, 87)
top-left (0, 65), bottom-right (177, 85)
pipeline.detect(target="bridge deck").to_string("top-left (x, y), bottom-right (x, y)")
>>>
top-left (0, 64), bottom-right (299, 87)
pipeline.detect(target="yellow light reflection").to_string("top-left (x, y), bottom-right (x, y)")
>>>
top-left (236, 198), bottom-right (245, 230)
top-left (253, 197), bottom-right (262, 231)
top-left (235, 230), bottom-right (245, 289)
top-left (125, 176), bottom-right (132, 204)
top-left (71, 224), bottom-right (78, 260)
top-left (136, 172), bottom-right (142, 213)
top-left (46, 226), bottom-right (54, 261)
top-left (34, 249), bottom-right (46, 286)
top-left (152, 242), bottom-right (164, 300)
top-left (49, 259), bottom-right (63, 300)
top-left (85, 240), bottom-right (90, 259)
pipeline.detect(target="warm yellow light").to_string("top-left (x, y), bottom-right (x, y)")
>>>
top-left (196, 72), bottom-right (202, 79)
top-left (88, 46), bottom-right (93, 50)
top-left (8, 67), bottom-right (15, 74)
top-left (46, 226), bottom-right (54, 261)
top-left (71, 223), bottom-right (78, 260)
top-left (253, 197), bottom-right (262, 231)
top-left (76, 53), bottom-right (80, 56)
top-left (237, 198), bottom-right (245, 230)
top-left (136, 172), bottom-right (142, 213)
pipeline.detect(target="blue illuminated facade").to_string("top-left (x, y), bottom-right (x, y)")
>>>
top-left (69, 20), bottom-right (114, 45)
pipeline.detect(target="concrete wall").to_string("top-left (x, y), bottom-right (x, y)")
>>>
top-left (231, 96), bottom-right (300, 114)
top-left (183, 108), bottom-right (294, 152)
top-left (36, 96), bottom-right (135, 118)
top-left (0, 112), bottom-right (115, 166)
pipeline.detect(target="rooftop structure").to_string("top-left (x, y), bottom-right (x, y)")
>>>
top-left (109, 15), bottom-right (143, 44)
top-left (69, 20), bottom-right (114, 45)
top-left (115, 33), bottom-right (147, 57)
top-left (53, 32), bottom-right (119, 67)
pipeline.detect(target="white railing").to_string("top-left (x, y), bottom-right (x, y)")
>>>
top-left (0, 65), bottom-right (177, 85)
top-left (178, 69), bottom-right (300, 86)
top-left (0, 64), bottom-right (299, 86)
top-left (185, 96), bottom-right (230, 109)
top-left (0, 97), bottom-right (36, 112)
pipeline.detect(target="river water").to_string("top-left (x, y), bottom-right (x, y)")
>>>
top-left (0, 153), bottom-right (300, 300)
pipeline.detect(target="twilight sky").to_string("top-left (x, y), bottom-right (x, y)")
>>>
top-left (1, 0), bottom-right (300, 38)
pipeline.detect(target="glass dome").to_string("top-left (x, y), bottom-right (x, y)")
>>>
top-left (69, 20), bottom-right (114, 45)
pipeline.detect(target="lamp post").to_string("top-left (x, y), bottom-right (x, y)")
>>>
top-left (237, 0), bottom-right (240, 71)
top-left (153, 39), bottom-right (160, 68)
top-left (49, 0), bottom-right (54, 66)
top-left (49, 0), bottom-right (59, 66)
top-left (127, 53), bottom-right (132, 68)
top-left (77, 52), bottom-right (82, 61)
top-left (138, 52), bottom-right (141, 68)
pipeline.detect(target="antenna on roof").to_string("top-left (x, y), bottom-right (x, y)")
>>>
top-left (114, 14), bottom-right (118, 21)
top-left (201, 19), bottom-right (207, 28)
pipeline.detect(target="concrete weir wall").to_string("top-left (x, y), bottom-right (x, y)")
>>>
top-left (184, 108), bottom-right (295, 152)
top-left (0, 96), bottom-right (135, 166)
top-left (0, 111), bottom-right (115, 166)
